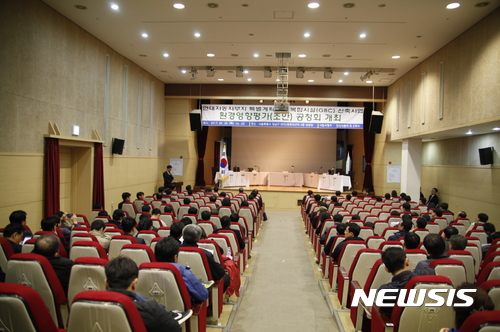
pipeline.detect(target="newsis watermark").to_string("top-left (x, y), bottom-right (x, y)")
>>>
top-left (351, 289), bottom-right (477, 307)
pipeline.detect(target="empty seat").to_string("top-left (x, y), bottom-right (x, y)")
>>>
top-left (448, 250), bottom-right (475, 283)
top-left (120, 244), bottom-right (156, 266)
top-left (429, 259), bottom-right (467, 287)
top-left (479, 280), bottom-right (500, 310)
top-left (108, 235), bottom-right (136, 260)
top-left (137, 230), bottom-right (159, 246)
top-left (6, 253), bottom-right (68, 328)
top-left (477, 261), bottom-right (500, 286)
top-left (458, 310), bottom-right (500, 332)
top-left (69, 241), bottom-right (107, 260)
top-left (378, 241), bottom-right (404, 251)
top-left (67, 291), bottom-right (147, 332)
top-left (67, 257), bottom-right (108, 307)
top-left (405, 249), bottom-right (428, 272)
top-left (0, 283), bottom-right (61, 332)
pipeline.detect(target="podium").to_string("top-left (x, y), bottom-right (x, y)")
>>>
top-left (172, 182), bottom-right (183, 192)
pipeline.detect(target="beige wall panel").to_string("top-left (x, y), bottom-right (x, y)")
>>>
top-left (385, 8), bottom-right (500, 140)
top-left (0, 154), bottom-right (44, 228)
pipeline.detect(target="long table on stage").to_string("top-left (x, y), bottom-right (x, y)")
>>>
top-left (214, 171), bottom-right (350, 190)
top-left (214, 171), bottom-right (250, 188)
top-left (267, 172), bottom-right (304, 187)
top-left (316, 174), bottom-right (352, 191)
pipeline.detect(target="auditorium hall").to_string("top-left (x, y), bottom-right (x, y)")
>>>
top-left (1, 0), bottom-right (499, 331)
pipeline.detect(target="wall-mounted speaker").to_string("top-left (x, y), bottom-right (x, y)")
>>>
top-left (111, 138), bottom-right (125, 155)
top-left (369, 111), bottom-right (384, 134)
top-left (189, 109), bottom-right (202, 131)
top-left (479, 147), bottom-right (493, 165)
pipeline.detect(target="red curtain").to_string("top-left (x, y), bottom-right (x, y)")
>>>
top-left (195, 126), bottom-right (209, 186)
top-left (93, 143), bottom-right (105, 208)
top-left (362, 102), bottom-right (375, 192)
top-left (44, 138), bottom-right (60, 217)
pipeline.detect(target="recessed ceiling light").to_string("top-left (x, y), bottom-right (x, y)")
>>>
top-left (305, 100), bottom-right (310, 104)
top-left (111, 4), bottom-right (119, 10)
top-left (360, 33), bottom-right (366, 38)
top-left (141, 33), bottom-right (148, 38)
top-left (163, 53), bottom-right (169, 57)
top-left (308, 79), bottom-right (314, 82)
top-left (346, 55), bottom-right (352, 58)
top-left (392, 55), bottom-right (401, 59)
top-left (242, 3), bottom-right (249, 7)
top-left (366, 80), bottom-right (372, 83)
top-left (304, 32), bottom-right (310, 37)
top-left (254, 53), bottom-right (259, 57)
top-left (379, 4), bottom-right (386, 7)
top-left (344, 72), bottom-right (349, 75)
top-left (139, 54), bottom-right (147, 57)
top-left (231, 54), bottom-right (238, 57)
top-left (194, 32), bottom-right (201, 37)
top-left (218, 78), bottom-right (224, 81)
top-left (173, 3), bottom-right (185, 9)
top-left (181, 69), bottom-right (187, 73)
top-left (259, 100), bottom-right (263, 103)
top-left (338, 80), bottom-right (343, 83)
top-left (323, 54), bottom-right (331, 57)
top-left (466, 130), bottom-right (473, 135)
top-left (243, 70), bottom-right (249, 74)
top-left (276, 79), bottom-right (280, 82)
top-left (247, 78), bottom-right (252, 81)
top-left (207, 3), bottom-right (219, 8)
top-left (298, 54), bottom-right (306, 58)
top-left (343, 3), bottom-right (355, 8)
top-left (410, 56), bottom-right (419, 59)
top-left (75, 5), bottom-right (87, 10)
top-left (207, 53), bottom-right (215, 57)
top-left (446, 2), bottom-right (460, 9)
top-left (493, 127), bottom-right (500, 130)
top-left (308, 2), bottom-right (320, 8)
top-left (160, 70), bottom-right (167, 73)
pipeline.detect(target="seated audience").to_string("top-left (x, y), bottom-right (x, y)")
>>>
top-left (169, 221), bottom-right (184, 244)
top-left (34, 233), bottom-right (72, 295)
top-left (439, 202), bottom-right (453, 215)
top-left (150, 208), bottom-right (162, 220)
top-left (118, 192), bottom-right (131, 210)
top-left (214, 215), bottom-right (245, 250)
top-left (443, 226), bottom-right (459, 253)
top-left (9, 210), bottom-right (33, 238)
top-left (155, 237), bottom-right (209, 304)
top-left (89, 219), bottom-right (111, 251)
top-left (313, 209), bottom-right (330, 235)
top-left (431, 208), bottom-right (444, 221)
top-left (439, 282), bottom-right (494, 332)
top-left (415, 217), bottom-right (428, 230)
top-left (187, 207), bottom-right (198, 216)
top-left (449, 234), bottom-right (467, 251)
top-left (403, 232), bottom-right (420, 250)
top-left (180, 217), bottom-right (193, 226)
top-left (41, 215), bottom-right (69, 253)
top-left (3, 222), bottom-right (24, 253)
top-left (181, 224), bottom-right (230, 291)
top-left (467, 212), bottom-right (489, 232)
top-left (378, 247), bottom-right (414, 317)
top-left (109, 209), bottom-right (125, 230)
top-left (105, 256), bottom-right (188, 332)
top-left (331, 223), bottom-right (363, 262)
top-left (454, 211), bottom-right (467, 222)
top-left (137, 218), bottom-right (157, 232)
top-left (388, 217), bottom-right (413, 241)
top-left (122, 216), bottom-right (146, 245)
top-left (413, 234), bottom-right (448, 275)
top-left (324, 223), bottom-right (346, 255)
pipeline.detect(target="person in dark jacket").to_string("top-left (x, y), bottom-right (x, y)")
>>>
top-left (105, 256), bottom-right (190, 332)
top-left (377, 247), bottom-right (415, 317)
top-left (180, 224), bottom-right (230, 291)
top-left (388, 216), bottom-right (413, 241)
top-left (3, 222), bottom-right (24, 253)
top-left (214, 215), bottom-right (245, 250)
top-left (33, 233), bottom-right (73, 295)
top-left (331, 223), bottom-right (364, 262)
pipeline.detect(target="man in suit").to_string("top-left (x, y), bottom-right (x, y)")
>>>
top-left (163, 165), bottom-right (174, 189)
top-left (427, 187), bottom-right (439, 207)
top-left (34, 233), bottom-right (73, 295)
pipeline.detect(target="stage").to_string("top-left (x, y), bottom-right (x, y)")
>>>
top-left (219, 185), bottom-right (349, 211)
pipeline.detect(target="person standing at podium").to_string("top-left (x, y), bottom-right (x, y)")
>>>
top-left (163, 165), bottom-right (174, 189)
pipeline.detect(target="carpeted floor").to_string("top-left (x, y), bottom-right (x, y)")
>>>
top-left (229, 210), bottom-right (340, 332)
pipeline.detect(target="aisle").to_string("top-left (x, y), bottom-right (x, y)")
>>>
top-left (230, 210), bottom-right (340, 332)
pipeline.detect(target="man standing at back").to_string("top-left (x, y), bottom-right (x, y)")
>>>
top-left (163, 165), bottom-right (174, 189)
